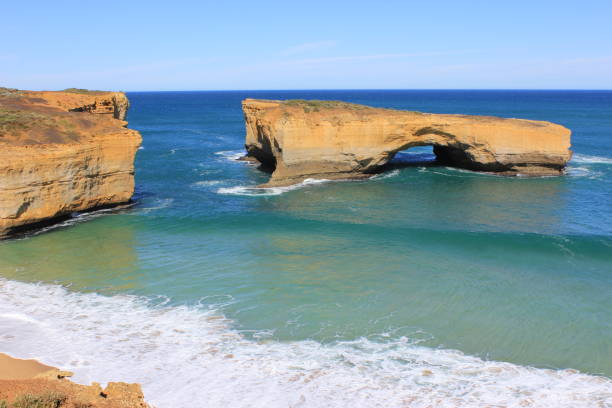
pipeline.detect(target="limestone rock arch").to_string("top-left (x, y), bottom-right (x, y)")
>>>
top-left (242, 99), bottom-right (572, 187)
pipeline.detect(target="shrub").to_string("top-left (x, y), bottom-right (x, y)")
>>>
top-left (0, 108), bottom-right (52, 135)
top-left (11, 392), bottom-right (66, 408)
top-left (0, 87), bottom-right (22, 97)
top-left (61, 88), bottom-right (104, 95)
top-left (283, 99), bottom-right (368, 112)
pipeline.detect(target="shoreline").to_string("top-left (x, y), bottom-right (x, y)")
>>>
top-left (2, 278), bottom-right (611, 407)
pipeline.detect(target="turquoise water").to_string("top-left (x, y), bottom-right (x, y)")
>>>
top-left (1, 91), bottom-right (611, 407)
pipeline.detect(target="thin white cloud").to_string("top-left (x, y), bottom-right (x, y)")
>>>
top-left (281, 41), bottom-right (337, 56)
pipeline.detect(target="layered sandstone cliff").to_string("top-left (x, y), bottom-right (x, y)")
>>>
top-left (242, 99), bottom-right (572, 186)
top-left (0, 88), bottom-right (141, 238)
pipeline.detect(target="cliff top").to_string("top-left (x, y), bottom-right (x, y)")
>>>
top-left (242, 98), bottom-right (554, 128)
top-left (243, 98), bottom-right (376, 112)
top-left (0, 88), bottom-right (130, 147)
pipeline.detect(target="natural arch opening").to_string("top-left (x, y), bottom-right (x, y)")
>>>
top-left (390, 145), bottom-right (436, 165)
top-left (380, 141), bottom-right (507, 174)
top-left (379, 145), bottom-right (437, 172)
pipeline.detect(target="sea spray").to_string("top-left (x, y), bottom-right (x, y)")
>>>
top-left (0, 279), bottom-right (610, 408)
top-left (217, 178), bottom-right (330, 196)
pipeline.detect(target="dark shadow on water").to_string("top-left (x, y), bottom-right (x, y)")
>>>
top-left (4, 202), bottom-right (136, 241)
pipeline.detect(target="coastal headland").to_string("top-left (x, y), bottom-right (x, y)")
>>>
top-left (242, 99), bottom-right (572, 186)
top-left (0, 88), bottom-right (142, 238)
top-left (0, 353), bottom-right (148, 407)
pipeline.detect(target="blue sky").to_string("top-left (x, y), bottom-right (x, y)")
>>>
top-left (2, 1), bottom-right (611, 90)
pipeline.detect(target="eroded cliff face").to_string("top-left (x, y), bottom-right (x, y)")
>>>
top-left (242, 99), bottom-right (572, 186)
top-left (0, 88), bottom-right (141, 238)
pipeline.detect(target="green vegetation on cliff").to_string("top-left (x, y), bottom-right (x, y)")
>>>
top-left (283, 99), bottom-right (369, 112)
top-left (61, 88), bottom-right (105, 95)
top-left (0, 108), bottom-right (51, 136)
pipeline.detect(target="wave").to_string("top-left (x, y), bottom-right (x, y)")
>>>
top-left (137, 198), bottom-right (174, 213)
top-left (215, 150), bottom-right (245, 162)
top-left (566, 166), bottom-right (604, 179)
top-left (6, 205), bottom-right (134, 241)
top-left (571, 154), bottom-right (612, 165)
top-left (218, 169), bottom-right (404, 197)
top-left (217, 178), bottom-right (330, 196)
top-left (0, 279), bottom-right (609, 408)
top-left (370, 169), bottom-right (400, 180)
top-left (421, 165), bottom-right (604, 180)
top-left (192, 180), bottom-right (225, 188)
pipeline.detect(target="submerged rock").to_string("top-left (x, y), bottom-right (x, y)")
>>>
top-left (242, 99), bottom-right (572, 186)
top-left (0, 88), bottom-right (142, 238)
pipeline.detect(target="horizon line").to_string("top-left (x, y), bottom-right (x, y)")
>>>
top-left (118, 88), bottom-right (612, 93)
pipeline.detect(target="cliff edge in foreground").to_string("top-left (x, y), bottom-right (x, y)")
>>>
top-left (0, 353), bottom-right (149, 407)
top-left (242, 99), bottom-right (572, 186)
top-left (0, 88), bottom-right (142, 238)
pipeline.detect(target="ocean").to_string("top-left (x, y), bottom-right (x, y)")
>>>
top-left (1, 90), bottom-right (611, 407)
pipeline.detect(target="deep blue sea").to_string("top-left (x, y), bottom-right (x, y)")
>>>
top-left (1, 90), bottom-right (611, 407)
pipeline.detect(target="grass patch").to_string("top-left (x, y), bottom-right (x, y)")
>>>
top-left (11, 392), bottom-right (66, 408)
top-left (0, 108), bottom-right (53, 135)
top-left (283, 99), bottom-right (368, 113)
top-left (0, 87), bottom-right (22, 98)
top-left (61, 88), bottom-right (105, 95)
top-left (72, 402), bottom-right (93, 408)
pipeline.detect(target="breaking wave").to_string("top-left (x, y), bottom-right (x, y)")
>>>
top-left (214, 150), bottom-right (245, 162)
top-left (571, 154), bottom-right (612, 165)
top-left (192, 180), bottom-right (225, 188)
top-left (0, 279), bottom-right (610, 408)
top-left (370, 169), bottom-right (401, 180)
top-left (217, 179), bottom-right (330, 196)
top-left (566, 166), bottom-right (604, 179)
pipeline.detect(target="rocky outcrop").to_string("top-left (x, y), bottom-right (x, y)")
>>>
top-left (28, 89), bottom-right (131, 120)
top-left (0, 88), bottom-right (141, 238)
top-left (0, 353), bottom-right (149, 407)
top-left (242, 99), bottom-right (572, 186)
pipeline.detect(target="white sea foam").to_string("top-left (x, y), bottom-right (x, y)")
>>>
top-left (370, 169), bottom-right (400, 180)
top-left (215, 150), bottom-right (245, 162)
top-left (566, 166), bottom-right (604, 179)
top-left (571, 154), bottom-right (612, 165)
top-left (192, 180), bottom-right (225, 187)
top-left (138, 198), bottom-right (174, 213)
top-left (217, 178), bottom-right (329, 196)
top-left (0, 279), bottom-right (610, 408)
top-left (7, 205), bottom-right (133, 240)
